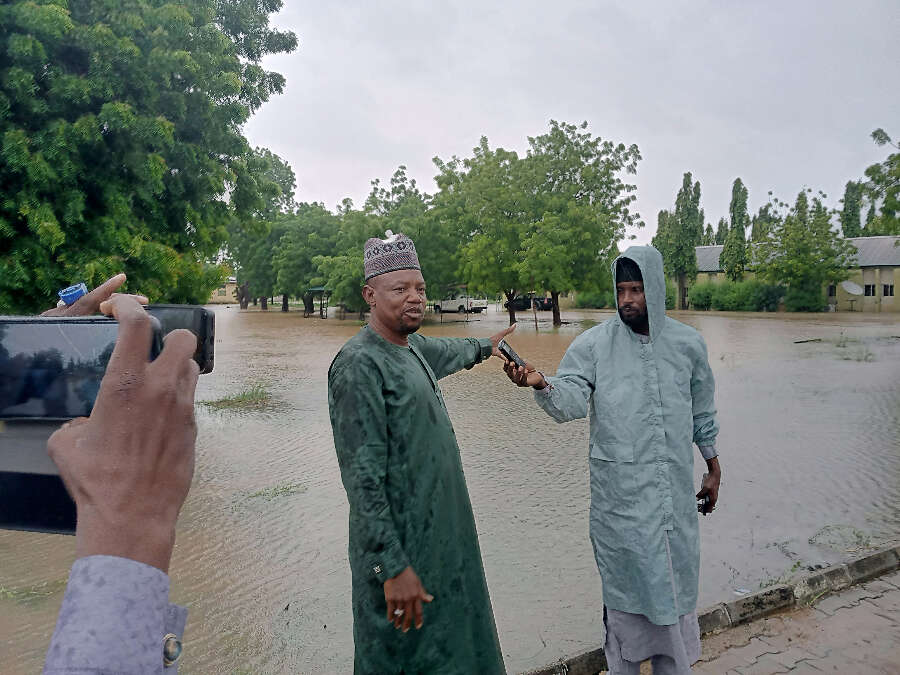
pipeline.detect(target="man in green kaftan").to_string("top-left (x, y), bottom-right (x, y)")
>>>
top-left (328, 232), bottom-right (509, 674)
top-left (505, 246), bottom-right (722, 674)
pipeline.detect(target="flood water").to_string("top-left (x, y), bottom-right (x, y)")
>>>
top-left (2, 305), bottom-right (899, 674)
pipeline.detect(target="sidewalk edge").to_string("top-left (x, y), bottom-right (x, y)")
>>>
top-left (521, 545), bottom-right (900, 675)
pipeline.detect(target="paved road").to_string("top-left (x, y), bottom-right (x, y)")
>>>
top-left (689, 569), bottom-right (900, 674)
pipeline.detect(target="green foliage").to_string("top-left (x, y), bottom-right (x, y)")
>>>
top-left (665, 279), bottom-right (676, 310)
top-left (840, 180), bottom-right (863, 237)
top-left (687, 282), bottom-right (714, 310)
top-left (574, 289), bottom-right (614, 309)
top-left (314, 253), bottom-right (367, 313)
top-left (715, 217), bottom-right (728, 245)
top-left (753, 191), bottom-right (854, 312)
top-left (689, 280), bottom-right (784, 312)
top-left (750, 201), bottom-right (780, 242)
top-left (702, 223), bottom-right (715, 245)
top-left (783, 281), bottom-right (826, 312)
top-left (720, 178), bottom-right (748, 281)
top-left (0, 0), bottom-right (297, 313)
top-left (653, 173), bottom-right (703, 308)
top-left (441, 121), bottom-right (640, 323)
top-left (859, 128), bottom-right (899, 235)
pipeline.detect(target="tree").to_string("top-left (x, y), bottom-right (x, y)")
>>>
top-left (0, 0), bottom-right (298, 313)
top-left (715, 217), bottom-right (729, 245)
top-left (720, 178), bottom-right (749, 281)
top-left (753, 190), bottom-right (854, 311)
top-left (703, 223), bottom-right (715, 245)
top-left (517, 120), bottom-right (641, 325)
top-left (750, 199), bottom-right (780, 242)
top-left (445, 138), bottom-right (531, 324)
top-left (839, 180), bottom-right (863, 237)
top-left (654, 173), bottom-right (703, 309)
top-left (859, 128), bottom-right (899, 235)
top-left (274, 203), bottom-right (340, 313)
top-left (228, 148), bottom-right (301, 308)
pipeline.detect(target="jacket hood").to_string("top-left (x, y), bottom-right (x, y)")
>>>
top-left (612, 245), bottom-right (666, 341)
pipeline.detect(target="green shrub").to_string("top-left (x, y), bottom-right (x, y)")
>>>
top-left (665, 280), bottom-right (676, 310)
top-left (784, 283), bottom-right (826, 312)
top-left (689, 280), bottom-right (784, 311)
top-left (575, 290), bottom-right (614, 309)
top-left (688, 282), bottom-right (715, 310)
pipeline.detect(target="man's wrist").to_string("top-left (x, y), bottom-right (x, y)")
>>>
top-left (533, 372), bottom-right (551, 391)
top-left (76, 515), bottom-right (177, 573)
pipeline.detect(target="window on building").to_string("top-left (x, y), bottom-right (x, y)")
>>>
top-left (864, 284), bottom-right (876, 296)
top-left (884, 284), bottom-right (895, 297)
top-left (218, 289), bottom-right (226, 296)
top-left (827, 284), bottom-right (836, 297)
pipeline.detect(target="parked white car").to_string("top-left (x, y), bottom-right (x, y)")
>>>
top-left (433, 294), bottom-right (488, 314)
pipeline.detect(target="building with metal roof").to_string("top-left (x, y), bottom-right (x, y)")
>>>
top-left (689, 235), bottom-right (898, 312)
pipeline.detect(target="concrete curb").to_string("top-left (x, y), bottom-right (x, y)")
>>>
top-left (522, 545), bottom-right (900, 675)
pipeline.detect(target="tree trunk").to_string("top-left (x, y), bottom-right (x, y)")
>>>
top-left (237, 281), bottom-right (250, 309)
top-left (678, 273), bottom-right (686, 310)
top-left (252, 296), bottom-right (257, 306)
top-left (260, 296), bottom-right (268, 310)
top-left (550, 290), bottom-right (561, 326)
top-left (281, 294), bottom-right (289, 312)
top-left (504, 290), bottom-right (517, 326)
top-left (303, 293), bottom-right (314, 315)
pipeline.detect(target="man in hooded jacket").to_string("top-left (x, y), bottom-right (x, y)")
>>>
top-left (504, 245), bottom-right (721, 674)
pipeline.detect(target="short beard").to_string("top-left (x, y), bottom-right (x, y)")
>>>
top-left (398, 318), bottom-right (423, 335)
top-left (618, 307), bottom-right (648, 330)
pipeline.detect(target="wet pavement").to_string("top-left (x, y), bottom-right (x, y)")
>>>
top-left (1, 305), bottom-right (898, 673)
top-left (692, 569), bottom-right (900, 674)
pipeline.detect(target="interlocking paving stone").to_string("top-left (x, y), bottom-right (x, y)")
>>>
top-left (690, 567), bottom-right (900, 675)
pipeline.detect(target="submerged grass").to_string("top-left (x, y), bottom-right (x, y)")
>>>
top-left (202, 384), bottom-right (272, 411)
top-left (231, 480), bottom-right (306, 513)
top-left (0, 578), bottom-right (67, 605)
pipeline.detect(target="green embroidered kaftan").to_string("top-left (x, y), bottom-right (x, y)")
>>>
top-left (328, 326), bottom-right (506, 675)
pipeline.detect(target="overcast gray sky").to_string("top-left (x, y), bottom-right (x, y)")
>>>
top-left (244, 0), bottom-right (899, 247)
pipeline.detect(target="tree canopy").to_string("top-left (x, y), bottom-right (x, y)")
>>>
top-left (0, 0), bottom-right (297, 313)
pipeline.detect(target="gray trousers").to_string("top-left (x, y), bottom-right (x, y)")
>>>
top-left (603, 606), bottom-right (698, 675)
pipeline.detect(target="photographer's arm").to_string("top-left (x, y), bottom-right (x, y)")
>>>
top-left (44, 295), bottom-right (199, 674)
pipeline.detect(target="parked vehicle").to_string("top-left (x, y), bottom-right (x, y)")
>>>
top-left (503, 295), bottom-right (535, 311)
top-left (433, 294), bottom-right (488, 313)
top-left (503, 294), bottom-right (553, 311)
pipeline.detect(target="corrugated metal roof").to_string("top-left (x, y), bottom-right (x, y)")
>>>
top-left (692, 236), bottom-right (898, 272)
top-left (847, 236), bottom-right (900, 267)
top-left (696, 245), bottom-right (723, 272)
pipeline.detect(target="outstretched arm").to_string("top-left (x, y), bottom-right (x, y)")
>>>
top-left (413, 323), bottom-right (517, 380)
top-left (503, 331), bottom-right (596, 423)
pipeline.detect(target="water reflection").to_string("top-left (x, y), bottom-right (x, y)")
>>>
top-left (1, 306), bottom-right (898, 673)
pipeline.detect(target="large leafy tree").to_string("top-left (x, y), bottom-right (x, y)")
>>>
top-left (447, 138), bottom-right (532, 324)
top-left (653, 172), bottom-right (703, 309)
top-left (753, 190), bottom-right (854, 311)
top-left (720, 178), bottom-right (749, 281)
top-left (518, 120), bottom-right (641, 325)
top-left (714, 216), bottom-right (728, 245)
top-left (0, 0), bottom-right (297, 313)
top-left (227, 147), bottom-right (300, 308)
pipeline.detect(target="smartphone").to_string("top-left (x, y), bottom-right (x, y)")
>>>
top-left (146, 305), bottom-right (215, 374)
top-left (497, 338), bottom-right (526, 368)
top-left (0, 315), bottom-right (163, 534)
top-left (697, 472), bottom-right (711, 515)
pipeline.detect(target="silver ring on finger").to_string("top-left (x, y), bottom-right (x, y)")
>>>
top-left (393, 608), bottom-right (404, 617)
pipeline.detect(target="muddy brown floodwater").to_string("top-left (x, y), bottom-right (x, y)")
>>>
top-left (2, 306), bottom-right (898, 674)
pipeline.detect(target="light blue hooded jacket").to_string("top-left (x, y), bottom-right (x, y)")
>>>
top-left (535, 245), bottom-right (718, 625)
